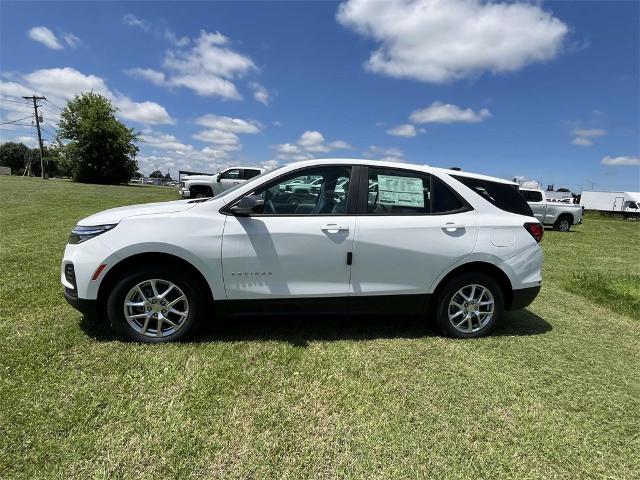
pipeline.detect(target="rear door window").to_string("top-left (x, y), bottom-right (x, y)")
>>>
top-left (452, 175), bottom-right (533, 216)
top-left (243, 169), bottom-right (261, 180)
top-left (365, 168), bottom-right (470, 215)
top-left (521, 190), bottom-right (543, 202)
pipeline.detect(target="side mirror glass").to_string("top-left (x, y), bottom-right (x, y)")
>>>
top-left (216, 173), bottom-right (222, 182)
top-left (229, 195), bottom-right (264, 216)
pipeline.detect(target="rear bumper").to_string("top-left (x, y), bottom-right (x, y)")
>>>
top-left (64, 289), bottom-right (97, 318)
top-left (508, 285), bottom-right (541, 311)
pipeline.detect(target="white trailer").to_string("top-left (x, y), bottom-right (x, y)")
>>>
top-left (580, 191), bottom-right (640, 216)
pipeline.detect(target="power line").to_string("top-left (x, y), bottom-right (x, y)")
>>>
top-left (0, 97), bottom-right (30, 105)
top-left (0, 114), bottom-right (34, 125)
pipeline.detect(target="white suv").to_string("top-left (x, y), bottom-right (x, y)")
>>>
top-left (62, 159), bottom-right (543, 342)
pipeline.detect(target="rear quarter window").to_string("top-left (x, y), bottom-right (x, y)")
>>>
top-left (452, 175), bottom-right (533, 217)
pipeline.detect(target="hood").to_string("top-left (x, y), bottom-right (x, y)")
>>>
top-left (184, 174), bottom-right (215, 182)
top-left (77, 199), bottom-right (201, 226)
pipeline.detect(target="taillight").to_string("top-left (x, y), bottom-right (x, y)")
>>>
top-left (524, 222), bottom-right (544, 243)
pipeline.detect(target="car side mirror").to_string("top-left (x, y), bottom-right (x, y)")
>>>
top-left (216, 174), bottom-right (222, 182)
top-left (229, 195), bottom-right (264, 216)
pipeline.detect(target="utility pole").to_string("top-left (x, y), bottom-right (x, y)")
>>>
top-left (23, 95), bottom-right (47, 179)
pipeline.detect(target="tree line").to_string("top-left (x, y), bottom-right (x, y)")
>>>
top-left (0, 93), bottom-right (140, 185)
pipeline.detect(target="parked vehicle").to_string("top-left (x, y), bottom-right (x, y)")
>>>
top-left (180, 167), bottom-right (263, 198)
top-left (62, 159), bottom-right (543, 343)
top-left (519, 189), bottom-right (583, 231)
top-left (580, 191), bottom-right (640, 218)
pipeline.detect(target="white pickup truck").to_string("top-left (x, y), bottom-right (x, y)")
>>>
top-left (520, 189), bottom-right (583, 232)
top-left (180, 167), bottom-right (263, 198)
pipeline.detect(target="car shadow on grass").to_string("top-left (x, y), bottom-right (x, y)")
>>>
top-left (79, 309), bottom-right (551, 346)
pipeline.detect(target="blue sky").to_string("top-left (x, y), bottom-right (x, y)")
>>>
top-left (1, 0), bottom-right (638, 192)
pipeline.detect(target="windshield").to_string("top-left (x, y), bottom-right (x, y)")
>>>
top-left (210, 166), bottom-right (286, 200)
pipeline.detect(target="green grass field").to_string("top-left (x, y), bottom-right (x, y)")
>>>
top-left (1, 175), bottom-right (639, 479)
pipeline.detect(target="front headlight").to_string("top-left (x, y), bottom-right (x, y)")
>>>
top-left (68, 224), bottom-right (117, 244)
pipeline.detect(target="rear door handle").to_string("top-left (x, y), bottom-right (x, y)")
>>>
top-left (321, 224), bottom-right (349, 233)
top-left (442, 222), bottom-right (465, 231)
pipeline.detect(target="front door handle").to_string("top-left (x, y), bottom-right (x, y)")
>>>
top-left (321, 224), bottom-right (349, 233)
top-left (441, 222), bottom-right (465, 231)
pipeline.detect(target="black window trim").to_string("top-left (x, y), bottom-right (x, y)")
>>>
top-left (358, 166), bottom-right (472, 216)
top-left (220, 164), bottom-right (362, 217)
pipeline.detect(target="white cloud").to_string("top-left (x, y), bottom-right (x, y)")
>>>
top-left (162, 30), bottom-right (255, 99)
top-left (364, 145), bottom-right (405, 162)
top-left (337, 0), bottom-right (568, 83)
top-left (194, 114), bottom-right (262, 134)
top-left (250, 82), bottom-right (270, 105)
top-left (123, 14), bottom-right (150, 31)
top-left (1, 67), bottom-right (173, 125)
top-left (127, 30), bottom-right (259, 100)
top-left (298, 130), bottom-right (327, 152)
top-left (125, 68), bottom-right (166, 86)
top-left (571, 137), bottom-right (593, 147)
top-left (28, 27), bottom-right (63, 50)
top-left (261, 159), bottom-right (280, 171)
top-left (570, 128), bottom-right (606, 147)
top-left (571, 128), bottom-right (606, 137)
top-left (62, 32), bottom-right (81, 48)
top-left (298, 130), bottom-right (351, 153)
top-left (410, 102), bottom-right (491, 124)
top-left (192, 129), bottom-right (241, 150)
top-left (272, 130), bottom-right (351, 163)
top-left (386, 123), bottom-right (418, 137)
top-left (329, 140), bottom-right (352, 149)
top-left (141, 129), bottom-right (193, 152)
top-left (601, 156), bottom-right (640, 166)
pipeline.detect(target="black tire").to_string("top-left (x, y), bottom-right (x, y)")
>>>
top-left (554, 216), bottom-right (571, 232)
top-left (436, 272), bottom-right (504, 339)
top-left (193, 189), bottom-right (212, 199)
top-left (107, 264), bottom-right (205, 343)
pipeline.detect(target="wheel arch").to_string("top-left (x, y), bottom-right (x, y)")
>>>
top-left (555, 212), bottom-right (574, 224)
top-left (430, 261), bottom-right (514, 311)
top-left (97, 252), bottom-right (215, 314)
top-left (189, 184), bottom-right (214, 197)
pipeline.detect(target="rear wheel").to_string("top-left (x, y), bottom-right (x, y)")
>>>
top-left (436, 272), bottom-right (504, 338)
top-left (107, 265), bottom-right (204, 343)
top-left (554, 216), bottom-right (571, 232)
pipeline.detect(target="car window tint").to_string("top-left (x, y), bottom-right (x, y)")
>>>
top-left (453, 175), bottom-right (533, 216)
top-left (252, 166), bottom-right (352, 215)
top-left (431, 176), bottom-right (467, 213)
top-left (220, 169), bottom-right (242, 180)
top-left (367, 168), bottom-right (431, 214)
top-left (521, 190), bottom-right (543, 202)
top-left (243, 169), bottom-right (261, 180)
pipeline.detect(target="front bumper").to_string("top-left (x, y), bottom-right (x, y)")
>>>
top-left (508, 285), bottom-right (541, 310)
top-left (64, 289), bottom-right (97, 318)
top-left (180, 188), bottom-right (191, 198)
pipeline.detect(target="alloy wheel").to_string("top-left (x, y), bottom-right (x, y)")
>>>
top-left (448, 284), bottom-right (495, 334)
top-left (123, 279), bottom-right (189, 338)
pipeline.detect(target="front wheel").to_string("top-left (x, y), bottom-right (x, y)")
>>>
top-left (107, 265), bottom-right (204, 343)
top-left (436, 273), bottom-right (504, 339)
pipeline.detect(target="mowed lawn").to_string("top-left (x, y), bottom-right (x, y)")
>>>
top-left (1, 175), bottom-right (639, 479)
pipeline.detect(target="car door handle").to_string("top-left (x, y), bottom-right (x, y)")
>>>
top-left (321, 224), bottom-right (349, 233)
top-left (441, 222), bottom-right (465, 231)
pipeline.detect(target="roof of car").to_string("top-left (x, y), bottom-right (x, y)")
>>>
top-left (283, 158), bottom-right (517, 185)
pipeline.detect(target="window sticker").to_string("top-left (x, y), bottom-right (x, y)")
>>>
top-left (377, 175), bottom-right (425, 208)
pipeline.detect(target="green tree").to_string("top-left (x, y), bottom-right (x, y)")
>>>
top-left (149, 170), bottom-right (163, 178)
top-left (0, 142), bottom-right (29, 173)
top-left (57, 92), bottom-right (139, 184)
